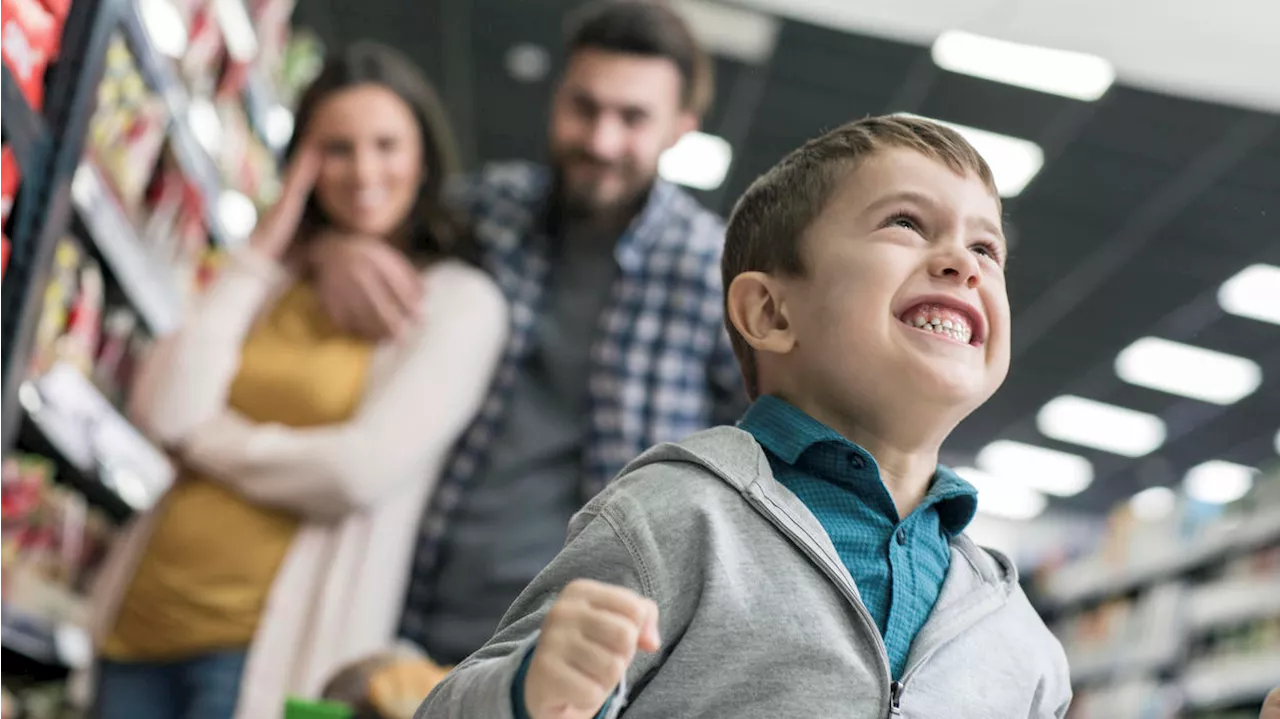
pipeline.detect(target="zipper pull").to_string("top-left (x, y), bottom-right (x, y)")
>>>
top-left (888, 680), bottom-right (904, 716)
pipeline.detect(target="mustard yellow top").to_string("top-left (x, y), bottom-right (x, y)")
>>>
top-left (103, 282), bottom-right (374, 660)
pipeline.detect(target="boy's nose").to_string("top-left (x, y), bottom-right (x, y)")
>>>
top-left (931, 244), bottom-right (982, 288)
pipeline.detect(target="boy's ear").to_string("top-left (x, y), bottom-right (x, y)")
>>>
top-left (727, 272), bottom-right (796, 355)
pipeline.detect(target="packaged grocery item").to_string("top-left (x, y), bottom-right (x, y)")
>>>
top-left (54, 261), bottom-right (104, 376)
top-left (2, 232), bottom-right (10, 280)
top-left (92, 308), bottom-right (140, 404)
top-left (88, 35), bottom-right (168, 214)
top-left (28, 239), bottom-right (81, 376)
top-left (1, 0), bottom-right (58, 108)
top-left (2, 146), bottom-right (20, 226)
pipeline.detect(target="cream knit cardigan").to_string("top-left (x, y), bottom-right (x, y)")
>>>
top-left (86, 248), bottom-right (508, 719)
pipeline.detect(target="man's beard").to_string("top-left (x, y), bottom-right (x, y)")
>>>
top-left (551, 150), bottom-right (654, 223)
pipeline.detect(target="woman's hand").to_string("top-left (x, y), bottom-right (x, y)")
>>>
top-left (248, 142), bottom-right (322, 260)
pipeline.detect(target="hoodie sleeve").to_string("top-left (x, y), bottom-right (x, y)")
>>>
top-left (414, 505), bottom-right (659, 719)
top-left (1029, 636), bottom-right (1073, 719)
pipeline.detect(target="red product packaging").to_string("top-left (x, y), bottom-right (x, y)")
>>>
top-left (1, 0), bottom-right (59, 108)
top-left (38, 0), bottom-right (71, 22)
top-left (2, 146), bottom-right (20, 225)
top-left (1, 233), bottom-right (9, 281)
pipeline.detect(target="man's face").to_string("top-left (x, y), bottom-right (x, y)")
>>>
top-left (780, 148), bottom-right (1011, 426)
top-left (549, 48), bottom-right (696, 217)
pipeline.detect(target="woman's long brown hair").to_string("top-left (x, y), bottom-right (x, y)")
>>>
top-left (285, 41), bottom-right (480, 267)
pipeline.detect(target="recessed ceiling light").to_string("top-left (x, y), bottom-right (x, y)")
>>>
top-left (895, 113), bottom-right (1043, 197)
top-left (954, 466), bottom-right (1048, 521)
top-left (931, 30), bottom-right (1115, 102)
top-left (1218, 264), bottom-right (1280, 326)
top-left (1184, 460), bottom-right (1256, 505)
top-left (505, 43), bottom-right (551, 83)
top-left (1036, 395), bottom-right (1166, 457)
top-left (976, 440), bottom-right (1093, 497)
top-left (1129, 486), bottom-right (1177, 521)
top-left (659, 131), bottom-right (732, 191)
top-left (1115, 336), bottom-right (1262, 405)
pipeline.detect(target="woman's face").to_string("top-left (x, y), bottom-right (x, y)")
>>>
top-left (307, 83), bottom-right (424, 238)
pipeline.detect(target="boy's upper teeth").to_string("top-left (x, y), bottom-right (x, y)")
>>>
top-left (903, 303), bottom-right (974, 343)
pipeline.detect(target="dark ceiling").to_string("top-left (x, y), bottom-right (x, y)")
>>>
top-left (292, 0), bottom-right (1280, 515)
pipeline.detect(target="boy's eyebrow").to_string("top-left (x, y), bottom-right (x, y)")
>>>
top-left (866, 190), bottom-right (1007, 245)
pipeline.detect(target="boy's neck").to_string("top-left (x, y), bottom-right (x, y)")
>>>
top-left (779, 394), bottom-right (947, 519)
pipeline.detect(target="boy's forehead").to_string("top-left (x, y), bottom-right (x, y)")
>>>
top-left (837, 148), bottom-right (1003, 227)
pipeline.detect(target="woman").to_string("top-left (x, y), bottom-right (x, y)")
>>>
top-left (87, 42), bottom-right (507, 719)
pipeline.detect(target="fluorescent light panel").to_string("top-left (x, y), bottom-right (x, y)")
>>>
top-left (1184, 460), bottom-right (1256, 505)
top-left (931, 30), bottom-right (1115, 102)
top-left (1218, 264), bottom-right (1280, 326)
top-left (976, 439), bottom-right (1093, 497)
top-left (1129, 486), bottom-right (1176, 521)
top-left (1115, 336), bottom-right (1262, 405)
top-left (673, 0), bottom-right (779, 65)
top-left (895, 113), bottom-right (1043, 197)
top-left (954, 466), bottom-right (1047, 521)
top-left (1036, 395), bottom-right (1166, 457)
top-left (659, 131), bottom-right (733, 191)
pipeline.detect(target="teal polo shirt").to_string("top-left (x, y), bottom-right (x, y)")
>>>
top-left (739, 395), bottom-right (978, 679)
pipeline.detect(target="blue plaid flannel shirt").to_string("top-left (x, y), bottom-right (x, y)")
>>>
top-left (399, 161), bottom-right (748, 642)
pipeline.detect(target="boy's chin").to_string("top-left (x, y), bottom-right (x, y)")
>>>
top-left (904, 365), bottom-right (995, 412)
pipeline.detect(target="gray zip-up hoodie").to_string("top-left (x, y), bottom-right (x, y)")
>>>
top-left (417, 427), bottom-right (1072, 718)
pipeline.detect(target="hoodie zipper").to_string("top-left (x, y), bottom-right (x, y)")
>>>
top-left (740, 491), bottom-right (898, 718)
top-left (885, 545), bottom-right (1009, 717)
top-left (889, 681), bottom-right (904, 715)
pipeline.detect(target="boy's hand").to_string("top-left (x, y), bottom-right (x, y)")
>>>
top-left (524, 579), bottom-right (661, 719)
top-left (1261, 688), bottom-right (1280, 719)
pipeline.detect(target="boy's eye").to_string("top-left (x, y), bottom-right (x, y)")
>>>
top-left (973, 242), bottom-right (1005, 266)
top-left (887, 211), bottom-right (923, 232)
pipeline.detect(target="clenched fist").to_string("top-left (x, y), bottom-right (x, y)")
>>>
top-left (524, 579), bottom-right (661, 719)
top-left (1261, 688), bottom-right (1280, 719)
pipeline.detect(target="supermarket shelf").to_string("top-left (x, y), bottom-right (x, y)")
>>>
top-left (1187, 576), bottom-right (1280, 633)
top-left (1182, 650), bottom-right (1280, 710)
top-left (71, 160), bottom-right (184, 335)
top-left (2, 63), bottom-right (50, 172)
top-left (1042, 508), bottom-right (1280, 610)
top-left (117, 0), bottom-right (233, 246)
top-left (244, 68), bottom-right (286, 151)
top-left (0, 604), bottom-right (92, 677)
top-left (19, 361), bottom-right (175, 519)
top-left (1068, 644), bottom-right (1182, 686)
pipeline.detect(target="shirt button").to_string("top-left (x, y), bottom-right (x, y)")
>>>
top-left (896, 528), bottom-right (907, 545)
top-left (848, 453), bottom-right (865, 469)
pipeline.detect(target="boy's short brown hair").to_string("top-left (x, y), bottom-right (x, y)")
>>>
top-left (721, 115), bottom-right (1000, 398)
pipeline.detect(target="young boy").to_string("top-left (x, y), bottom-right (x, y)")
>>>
top-left (416, 115), bottom-right (1072, 718)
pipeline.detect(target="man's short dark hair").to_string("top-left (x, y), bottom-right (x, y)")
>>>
top-left (564, 0), bottom-right (713, 117)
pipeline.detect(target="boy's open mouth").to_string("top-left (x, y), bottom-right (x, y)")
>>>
top-left (898, 302), bottom-right (982, 346)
